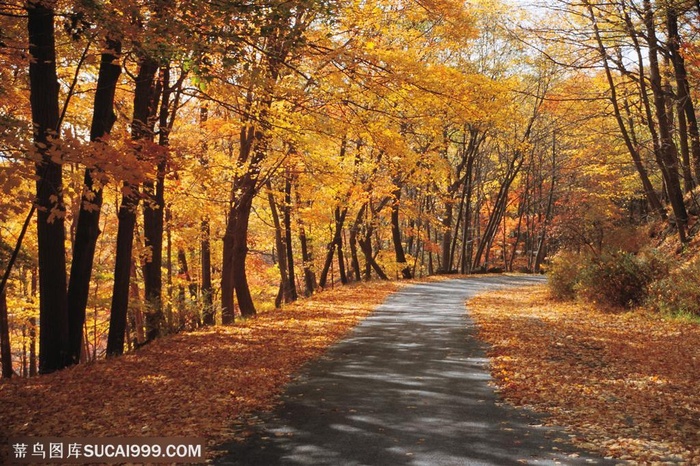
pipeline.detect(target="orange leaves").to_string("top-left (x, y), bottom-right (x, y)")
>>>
top-left (0, 281), bottom-right (400, 462)
top-left (469, 285), bottom-right (700, 463)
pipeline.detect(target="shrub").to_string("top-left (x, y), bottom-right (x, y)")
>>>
top-left (575, 250), bottom-right (654, 309)
top-left (648, 256), bottom-right (700, 317)
top-left (548, 251), bottom-right (582, 301)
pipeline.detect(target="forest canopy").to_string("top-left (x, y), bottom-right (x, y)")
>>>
top-left (2, 0), bottom-right (700, 377)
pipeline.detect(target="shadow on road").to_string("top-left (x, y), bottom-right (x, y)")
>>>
top-left (215, 276), bottom-right (613, 465)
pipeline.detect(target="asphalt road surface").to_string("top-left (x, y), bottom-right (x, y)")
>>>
top-left (216, 276), bottom-right (614, 465)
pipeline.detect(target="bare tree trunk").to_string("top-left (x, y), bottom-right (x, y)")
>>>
top-left (267, 180), bottom-right (290, 307)
top-left (587, 2), bottom-right (667, 223)
top-left (359, 230), bottom-right (388, 280)
top-left (221, 206), bottom-right (235, 324)
top-left (106, 56), bottom-right (159, 357)
top-left (643, 0), bottom-right (688, 243)
top-left (200, 219), bottom-right (214, 324)
top-left (319, 206), bottom-right (348, 288)
top-left (283, 172), bottom-right (298, 299)
top-left (667, 6), bottom-right (700, 186)
top-left (534, 133), bottom-right (558, 273)
top-left (199, 105), bottom-right (214, 324)
top-left (440, 200), bottom-right (453, 272)
top-left (390, 187), bottom-right (412, 279)
top-left (296, 191), bottom-right (316, 296)
top-left (232, 187), bottom-right (257, 317)
top-left (143, 65), bottom-right (179, 341)
top-left (67, 38), bottom-right (121, 364)
top-left (349, 204), bottom-right (367, 281)
top-left (472, 156), bottom-right (523, 270)
top-left (28, 2), bottom-right (70, 373)
top-left (0, 290), bottom-right (11, 378)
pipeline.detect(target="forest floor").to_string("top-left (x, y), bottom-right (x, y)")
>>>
top-left (0, 281), bottom-right (402, 463)
top-left (469, 285), bottom-right (700, 464)
top-left (4, 277), bottom-right (698, 464)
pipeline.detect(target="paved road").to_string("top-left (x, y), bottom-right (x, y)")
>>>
top-left (216, 276), bottom-right (612, 465)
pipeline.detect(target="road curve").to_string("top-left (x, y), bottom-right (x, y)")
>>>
top-left (216, 276), bottom-right (612, 465)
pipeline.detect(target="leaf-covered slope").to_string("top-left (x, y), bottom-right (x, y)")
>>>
top-left (469, 285), bottom-right (700, 463)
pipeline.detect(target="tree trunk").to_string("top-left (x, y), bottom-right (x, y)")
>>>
top-left (232, 187), bottom-right (257, 317)
top-left (106, 56), bottom-right (159, 357)
top-left (296, 190), bottom-right (316, 296)
top-left (666, 6), bottom-right (700, 187)
top-left (390, 187), bottom-right (412, 279)
top-left (349, 203), bottom-right (367, 281)
top-left (336, 228), bottom-right (348, 285)
top-left (142, 66), bottom-right (175, 341)
top-left (200, 219), bottom-right (214, 324)
top-left (472, 156), bottom-right (522, 270)
top-left (66, 38), bottom-right (121, 365)
top-left (644, 0), bottom-right (688, 243)
top-left (267, 180), bottom-right (290, 307)
top-left (359, 228), bottom-right (388, 281)
top-left (534, 133), bottom-right (558, 273)
top-left (318, 206), bottom-right (348, 288)
top-left (0, 290), bottom-right (11, 378)
top-left (28, 1), bottom-right (70, 374)
top-left (440, 200), bottom-right (453, 273)
top-left (283, 171), bottom-right (298, 299)
top-left (221, 206), bottom-right (236, 324)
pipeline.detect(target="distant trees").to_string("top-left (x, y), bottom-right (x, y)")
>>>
top-left (538, 0), bottom-right (700, 244)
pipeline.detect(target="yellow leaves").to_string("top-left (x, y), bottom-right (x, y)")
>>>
top-left (469, 285), bottom-right (700, 463)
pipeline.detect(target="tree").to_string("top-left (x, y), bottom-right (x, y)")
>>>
top-left (66, 37), bottom-right (122, 364)
top-left (27, 0), bottom-right (70, 374)
top-left (106, 54), bottom-right (159, 357)
top-left (220, 0), bottom-right (321, 319)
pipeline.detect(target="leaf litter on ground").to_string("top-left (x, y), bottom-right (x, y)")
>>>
top-left (0, 281), bottom-right (401, 462)
top-left (469, 285), bottom-right (700, 464)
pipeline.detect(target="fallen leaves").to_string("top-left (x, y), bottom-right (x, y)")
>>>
top-left (469, 285), bottom-right (700, 464)
top-left (0, 281), bottom-right (401, 462)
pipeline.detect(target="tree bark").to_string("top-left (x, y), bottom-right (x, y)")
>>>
top-left (267, 180), bottom-right (290, 307)
top-left (232, 185), bottom-right (257, 317)
top-left (440, 200), bottom-right (453, 272)
top-left (221, 205), bottom-right (235, 323)
top-left (283, 170), bottom-right (298, 299)
top-left (106, 56), bottom-right (159, 357)
top-left (200, 219), bottom-right (214, 324)
top-left (27, 1), bottom-right (70, 374)
top-left (336, 226), bottom-right (348, 285)
top-left (348, 203), bottom-right (367, 281)
top-left (0, 290), bottom-right (11, 378)
top-left (390, 186), bottom-right (412, 279)
top-left (472, 156), bottom-right (523, 270)
top-left (359, 227), bottom-right (388, 281)
top-left (143, 65), bottom-right (176, 341)
top-left (319, 206), bottom-right (348, 288)
top-left (296, 188), bottom-right (316, 296)
top-left (643, 0), bottom-right (688, 243)
top-left (534, 133), bottom-right (557, 273)
top-left (66, 38), bottom-right (121, 364)
top-left (666, 6), bottom-right (700, 187)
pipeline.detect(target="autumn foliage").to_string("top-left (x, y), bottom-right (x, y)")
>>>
top-left (0, 281), bottom-right (400, 462)
top-left (470, 285), bottom-right (700, 463)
